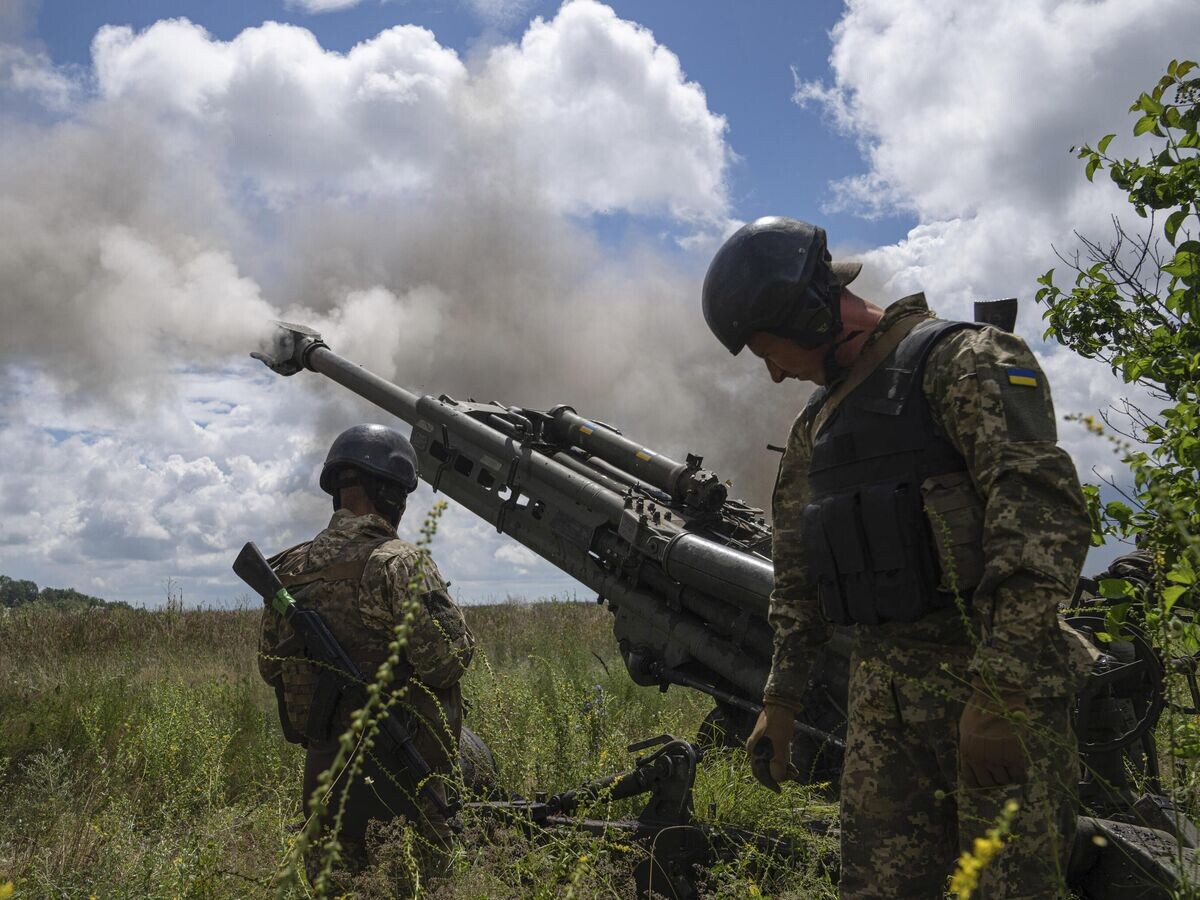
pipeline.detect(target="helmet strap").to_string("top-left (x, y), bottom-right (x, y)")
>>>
top-left (331, 468), bottom-right (406, 529)
top-left (359, 471), bottom-right (406, 529)
top-left (822, 329), bottom-right (864, 383)
top-left (772, 270), bottom-right (842, 349)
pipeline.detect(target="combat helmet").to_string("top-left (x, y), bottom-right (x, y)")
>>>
top-left (320, 424), bottom-right (419, 525)
top-left (701, 217), bottom-right (861, 355)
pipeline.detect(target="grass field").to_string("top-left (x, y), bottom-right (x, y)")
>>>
top-left (0, 601), bottom-right (838, 898)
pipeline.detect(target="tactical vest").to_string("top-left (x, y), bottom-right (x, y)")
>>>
top-left (272, 540), bottom-right (410, 743)
top-left (802, 317), bottom-right (986, 626)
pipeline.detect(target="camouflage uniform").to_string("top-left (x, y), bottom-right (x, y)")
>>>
top-left (766, 294), bottom-right (1091, 898)
top-left (258, 510), bottom-right (474, 872)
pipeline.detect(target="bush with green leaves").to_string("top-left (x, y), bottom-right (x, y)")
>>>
top-left (1036, 59), bottom-right (1200, 642)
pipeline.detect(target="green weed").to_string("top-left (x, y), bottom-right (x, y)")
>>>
top-left (0, 601), bottom-right (835, 898)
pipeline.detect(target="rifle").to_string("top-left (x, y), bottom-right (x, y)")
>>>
top-left (232, 540), bottom-right (454, 819)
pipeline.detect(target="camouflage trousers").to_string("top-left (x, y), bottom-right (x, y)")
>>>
top-left (301, 736), bottom-right (455, 885)
top-left (839, 642), bottom-right (1078, 899)
top-left (301, 682), bottom-right (462, 886)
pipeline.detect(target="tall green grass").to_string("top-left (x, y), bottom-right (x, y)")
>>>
top-left (0, 602), bottom-right (836, 898)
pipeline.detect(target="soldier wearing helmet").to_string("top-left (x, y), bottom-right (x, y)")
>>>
top-left (257, 424), bottom-right (474, 885)
top-left (704, 218), bottom-right (1091, 898)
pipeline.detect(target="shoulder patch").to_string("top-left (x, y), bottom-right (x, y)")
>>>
top-left (1006, 367), bottom-right (1038, 388)
top-left (988, 365), bottom-right (1057, 443)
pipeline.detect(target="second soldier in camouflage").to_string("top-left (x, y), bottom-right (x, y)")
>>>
top-left (258, 424), bottom-right (474, 884)
top-left (701, 217), bottom-right (1091, 899)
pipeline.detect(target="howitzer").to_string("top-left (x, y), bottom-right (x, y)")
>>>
top-left (252, 322), bottom-right (848, 781)
top-left (253, 322), bottom-right (1199, 897)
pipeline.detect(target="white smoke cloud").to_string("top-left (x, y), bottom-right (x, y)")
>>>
top-left (796, 0), bottom-right (1200, 569)
top-left (0, 2), bottom-right (763, 605)
top-left (0, 43), bottom-right (79, 111)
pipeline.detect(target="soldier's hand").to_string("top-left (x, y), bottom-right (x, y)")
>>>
top-left (958, 682), bottom-right (1029, 789)
top-left (746, 699), bottom-right (799, 793)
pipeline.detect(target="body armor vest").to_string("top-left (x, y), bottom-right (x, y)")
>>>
top-left (273, 539), bottom-right (406, 742)
top-left (802, 317), bottom-right (983, 625)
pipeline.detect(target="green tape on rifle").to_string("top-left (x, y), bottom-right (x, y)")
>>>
top-left (272, 588), bottom-right (295, 617)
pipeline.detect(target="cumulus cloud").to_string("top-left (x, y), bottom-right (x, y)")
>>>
top-left (494, 543), bottom-right (540, 573)
top-left (0, 367), bottom-right (328, 604)
top-left (797, 0), bottom-right (1200, 307)
top-left (0, 2), bottom-right (782, 605)
top-left (796, 0), bottom-right (1200, 566)
top-left (87, 6), bottom-right (728, 220)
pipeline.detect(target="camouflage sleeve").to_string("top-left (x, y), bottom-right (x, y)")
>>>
top-left (924, 327), bottom-right (1091, 695)
top-left (384, 551), bottom-right (475, 690)
top-left (763, 411), bottom-right (834, 705)
top-left (258, 606), bottom-right (282, 685)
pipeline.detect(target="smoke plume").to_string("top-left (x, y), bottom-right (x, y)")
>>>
top-left (0, 2), bottom-right (802, 604)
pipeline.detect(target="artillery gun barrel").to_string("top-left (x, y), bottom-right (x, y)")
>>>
top-left (310, 341), bottom-right (422, 424)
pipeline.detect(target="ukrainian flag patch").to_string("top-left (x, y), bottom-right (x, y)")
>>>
top-left (1007, 367), bottom-right (1038, 388)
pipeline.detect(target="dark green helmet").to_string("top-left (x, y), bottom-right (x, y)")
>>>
top-left (319, 424), bottom-right (419, 496)
top-left (701, 217), bottom-right (861, 355)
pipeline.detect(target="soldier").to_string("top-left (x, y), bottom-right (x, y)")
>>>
top-left (701, 217), bottom-right (1091, 898)
top-left (257, 424), bottom-right (474, 880)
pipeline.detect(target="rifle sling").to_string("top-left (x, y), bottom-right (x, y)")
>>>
top-left (808, 312), bottom-right (929, 441)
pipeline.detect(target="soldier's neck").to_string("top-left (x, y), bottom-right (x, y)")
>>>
top-left (832, 297), bottom-right (885, 369)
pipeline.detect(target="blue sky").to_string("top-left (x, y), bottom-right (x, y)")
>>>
top-left (2, 0), bottom-right (1199, 605)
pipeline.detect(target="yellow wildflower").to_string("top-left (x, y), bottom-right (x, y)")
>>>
top-left (948, 801), bottom-right (1019, 899)
top-left (0, 882), bottom-right (14, 900)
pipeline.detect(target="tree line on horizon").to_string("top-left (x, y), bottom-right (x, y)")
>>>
top-left (0, 574), bottom-right (129, 611)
